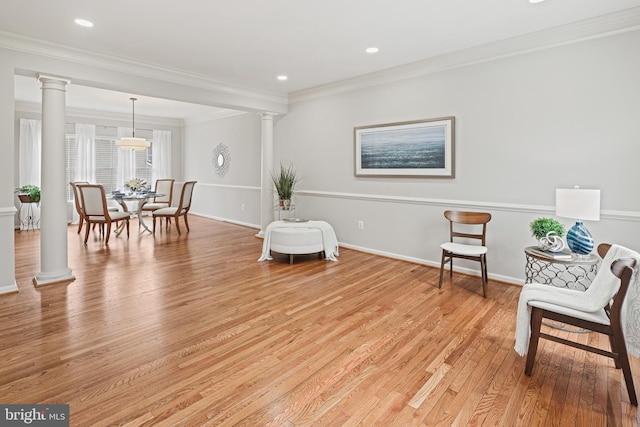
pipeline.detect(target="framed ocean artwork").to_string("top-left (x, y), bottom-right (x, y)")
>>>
top-left (354, 117), bottom-right (455, 177)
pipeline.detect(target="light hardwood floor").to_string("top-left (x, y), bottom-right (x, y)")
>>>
top-left (3, 216), bottom-right (639, 426)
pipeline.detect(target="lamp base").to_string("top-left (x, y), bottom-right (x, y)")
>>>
top-left (566, 221), bottom-right (594, 255)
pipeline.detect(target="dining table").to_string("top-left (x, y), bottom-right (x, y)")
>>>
top-left (109, 192), bottom-right (165, 235)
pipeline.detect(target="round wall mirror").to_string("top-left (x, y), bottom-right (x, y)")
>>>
top-left (212, 143), bottom-right (231, 177)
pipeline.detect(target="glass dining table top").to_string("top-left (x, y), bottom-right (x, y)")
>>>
top-left (108, 192), bottom-right (166, 234)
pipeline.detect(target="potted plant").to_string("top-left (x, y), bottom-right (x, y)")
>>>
top-left (271, 163), bottom-right (298, 210)
top-left (530, 217), bottom-right (566, 251)
top-left (15, 184), bottom-right (41, 204)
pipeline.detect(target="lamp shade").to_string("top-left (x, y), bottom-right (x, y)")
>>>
top-left (115, 137), bottom-right (150, 151)
top-left (555, 188), bottom-right (600, 221)
top-left (116, 97), bottom-right (149, 150)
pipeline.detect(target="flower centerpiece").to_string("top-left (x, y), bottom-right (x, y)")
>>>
top-left (124, 178), bottom-right (147, 194)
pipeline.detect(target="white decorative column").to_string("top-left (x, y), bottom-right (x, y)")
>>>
top-left (34, 74), bottom-right (74, 286)
top-left (258, 112), bottom-right (276, 236)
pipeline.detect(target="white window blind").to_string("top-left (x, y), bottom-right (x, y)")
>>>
top-left (66, 133), bottom-right (153, 200)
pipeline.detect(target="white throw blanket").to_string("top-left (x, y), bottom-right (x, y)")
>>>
top-left (258, 220), bottom-right (339, 262)
top-left (514, 244), bottom-right (640, 356)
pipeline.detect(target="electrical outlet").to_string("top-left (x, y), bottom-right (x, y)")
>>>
top-left (358, 220), bottom-right (364, 230)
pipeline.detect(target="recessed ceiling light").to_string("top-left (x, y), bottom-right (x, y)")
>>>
top-left (277, 75), bottom-right (288, 81)
top-left (74, 18), bottom-right (94, 28)
top-left (529, 0), bottom-right (545, 3)
top-left (366, 47), bottom-right (379, 54)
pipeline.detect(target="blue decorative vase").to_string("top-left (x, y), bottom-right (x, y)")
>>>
top-left (566, 221), bottom-right (594, 255)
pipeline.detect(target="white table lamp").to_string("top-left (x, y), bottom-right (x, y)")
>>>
top-left (555, 187), bottom-right (600, 255)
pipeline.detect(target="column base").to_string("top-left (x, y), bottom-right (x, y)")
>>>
top-left (33, 268), bottom-right (75, 287)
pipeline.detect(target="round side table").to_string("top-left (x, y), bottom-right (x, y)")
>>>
top-left (524, 246), bottom-right (600, 291)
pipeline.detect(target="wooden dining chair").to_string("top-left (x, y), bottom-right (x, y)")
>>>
top-left (71, 181), bottom-right (119, 235)
top-left (142, 178), bottom-right (174, 212)
top-left (77, 184), bottom-right (130, 244)
top-left (524, 243), bottom-right (638, 406)
top-left (152, 181), bottom-right (197, 235)
top-left (70, 181), bottom-right (89, 234)
top-left (439, 210), bottom-right (492, 297)
top-left (142, 178), bottom-right (175, 228)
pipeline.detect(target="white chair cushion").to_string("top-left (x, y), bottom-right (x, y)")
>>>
top-left (529, 301), bottom-right (610, 325)
top-left (153, 207), bottom-right (179, 216)
top-left (143, 202), bottom-right (169, 210)
top-left (441, 242), bottom-right (487, 256)
top-left (108, 211), bottom-right (131, 221)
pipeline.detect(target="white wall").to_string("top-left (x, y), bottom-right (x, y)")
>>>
top-left (0, 56), bottom-right (17, 293)
top-left (184, 112), bottom-right (262, 228)
top-left (267, 30), bottom-right (640, 284)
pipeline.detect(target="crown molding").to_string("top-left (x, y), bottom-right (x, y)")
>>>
top-left (183, 109), bottom-right (249, 126)
top-left (0, 30), bottom-right (288, 108)
top-left (289, 7), bottom-right (640, 104)
top-left (14, 100), bottom-right (184, 127)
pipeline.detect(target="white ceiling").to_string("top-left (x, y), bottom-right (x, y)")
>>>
top-left (4, 0), bottom-right (640, 119)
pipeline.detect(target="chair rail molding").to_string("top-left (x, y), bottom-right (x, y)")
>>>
top-left (296, 190), bottom-right (640, 221)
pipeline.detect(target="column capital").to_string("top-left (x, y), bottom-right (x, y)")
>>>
top-left (38, 74), bottom-right (71, 91)
top-left (37, 73), bottom-right (71, 84)
top-left (258, 112), bottom-right (278, 120)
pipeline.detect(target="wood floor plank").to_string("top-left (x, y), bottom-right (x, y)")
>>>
top-left (2, 216), bottom-right (639, 426)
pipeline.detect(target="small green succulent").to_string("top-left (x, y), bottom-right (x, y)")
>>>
top-left (530, 217), bottom-right (565, 240)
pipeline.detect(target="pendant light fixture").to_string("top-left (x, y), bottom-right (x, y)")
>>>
top-left (116, 97), bottom-right (150, 150)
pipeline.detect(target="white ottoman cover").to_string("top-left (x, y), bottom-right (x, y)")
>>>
top-left (269, 228), bottom-right (324, 255)
top-left (258, 220), bottom-right (339, 262)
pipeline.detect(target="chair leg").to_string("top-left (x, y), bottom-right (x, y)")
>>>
top-left (480, 254), bottom-right (487, 298)
top-left (439, 251), bottom-right (447, 288)
top-left (609, 334), bottom-right (621, 369)
top-left (184, 213), bottom-right (190, 232)
top-left (525, 307), bottom-right (544, 376)
top-left (153, 217), bottom-right (157, 235)
top-left (289, 254), bottom-right (294, 264)
top-left (83, 221), bottom-right (91, 244)
top-left (482, 254), bottom-right (489, 283)
top-left (105, 223), bottom-right (112, 244)
top-left (77, 216), bottom-right (84, 234)
top-left (175, 216), bottom-right (181, 234)
top-left (611, 323), bottom-right (638, 405)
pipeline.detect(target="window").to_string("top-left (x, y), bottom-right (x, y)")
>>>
top-left (66, 134), bottom-right (153, 200)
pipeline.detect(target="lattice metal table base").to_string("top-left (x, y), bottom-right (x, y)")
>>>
top-left (525, 252), bottom-right (598, 291)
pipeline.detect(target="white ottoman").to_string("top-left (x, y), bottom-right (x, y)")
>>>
top-left (269, 227), bottom-right (325, 264)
